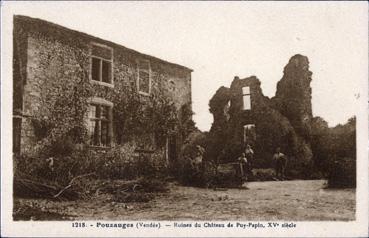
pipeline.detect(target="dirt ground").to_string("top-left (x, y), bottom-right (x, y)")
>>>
top-left (14, 180), bottom-right (355, 221)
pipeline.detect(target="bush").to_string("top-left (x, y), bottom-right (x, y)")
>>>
top-left (92, 143), bottom-right (138, 180)
top-left (14, 141), bottom-right (166, 186)
top-left (93, 144), bottom-right (166, 180)
top-left (327, 157), bottom-right (356, 188)
top-left (211, 163), bottom-right (241, 188)
top-left (14, 151), bottom-right (92, 186)
top-left (311, 117), bottom-right (356, 187)
top-left (178, 158), bottom-right (207, 187)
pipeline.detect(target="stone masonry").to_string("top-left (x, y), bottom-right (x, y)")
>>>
top-left (13, 15), bottom-right (192, 165)
top-left (208, 55), bottom-right (313, 168)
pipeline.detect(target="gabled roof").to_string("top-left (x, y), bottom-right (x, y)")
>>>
top-left (14, 15), bottom-right (193, 72)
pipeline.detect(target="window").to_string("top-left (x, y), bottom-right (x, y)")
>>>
top-left (90, 44), bottom-right (113, 85)
top-left (88, 102), bottom-right (113, 147)
top-left (243, 124), bottom-right (256, 145)
top-left (137, 60), bottom-right (151, 95)
top-left (242, 86), bottom-right (251, 110)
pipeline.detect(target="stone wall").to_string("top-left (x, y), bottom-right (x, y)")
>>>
top-left (13, 15), bottom-right (192, 165)
top-left (208, 55), bottom-right (314, 168)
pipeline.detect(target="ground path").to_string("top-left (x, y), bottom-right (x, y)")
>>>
top-left (16, 180), bottom-right (355, 221)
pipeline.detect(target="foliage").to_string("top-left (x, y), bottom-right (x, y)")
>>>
top-left (15, 21), bottom-right (199, 200)
top-left (179, 130), bottom-right (207, 161)
top-left (310, 116), bottom-right (356, 187)
top-left (14, 140), bottom-right (168, 190)
top-left (29, 39), bottom-right (93, 157)
top-left (178, 103), bottom-right (197, 140)
top-left (176, 130), bottom-right (209, 186)
top-left (112, 85), bottom-right (146, 144)
top-left (14, 148), bottom-right (94, 187)
top-left (16, 20), bottom-right (197, 195)
top-left (179, 159), bottom-right (216, 188)
top-left (112, 84), bottom-right (180, 148)
top-left (24, 34), bottom-right (185, 174)
top-left (149, 93), bottom-right (179, 147)
top-left (327, 157), bottom-right (356, 188)
top-left (93, 143), bottom-right (168, 180)
top-left (92, 142), bottom-right (138, 179)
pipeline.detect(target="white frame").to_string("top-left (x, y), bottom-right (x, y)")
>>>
top-left (136, 59), bottom-right (152, 96)
top-left (89, 42), bottom-right (114, 88)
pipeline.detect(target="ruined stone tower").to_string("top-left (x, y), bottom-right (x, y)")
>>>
top-left (272, 54), bottom-right (313, 140)
top-left (207, 55), bottom-right (313, 167)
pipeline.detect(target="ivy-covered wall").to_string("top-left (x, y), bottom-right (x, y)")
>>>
top-left (207, 55), bottom-right (314, 170)
top-left (13, 15), bottom-right (192, 166)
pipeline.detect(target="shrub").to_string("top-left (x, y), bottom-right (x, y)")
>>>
top-left (311, 117), bottom-right (356, 187)
top-left (327, 157), bottom-right (356, 188)
top-left (210, 163), bottom-right (241, 188)
top-left (14, 148), bottom-right (94, 185)
top-left (92, 144), bottom-right (166, 180)
top-left (92, 143), bottom-right (138, 180)
top-left (15, 141), bottom-right (167, 186)
top-left (178, 157), bottom-right (205, 187)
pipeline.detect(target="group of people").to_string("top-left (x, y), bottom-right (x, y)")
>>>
top-left (237, 145), bottom-right (287, 183)
top-left (185, 143), bottom-right (288, 185)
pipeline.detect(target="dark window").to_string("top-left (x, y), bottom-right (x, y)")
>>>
top-left (243, 124), bottom-right (256, 145)
top-left (102, 60), bottom-right (111, 83)
top-left (91, 57), bottom-right (100, 82)
top-left (91, 44), bottom-right (113, 84)
top-left (89, 104), bottom-right (112, 146)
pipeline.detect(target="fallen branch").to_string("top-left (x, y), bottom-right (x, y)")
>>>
top-left (53, 172), bottom-right (95, 199)
top-left (14, 178), bottom-right (59, 198)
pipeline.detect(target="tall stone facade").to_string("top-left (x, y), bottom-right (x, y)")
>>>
top-left (13, 15), bottom-right (192, 165)
top-left (271, 55), bottom-right (313, 140)
top-left (208, 55), bottom-right (313, 168)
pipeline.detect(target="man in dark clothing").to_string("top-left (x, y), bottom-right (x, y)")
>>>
top-left (273, 147), bottom-right (287, 180)
top-left (237, 153), bottom-right (249, 183)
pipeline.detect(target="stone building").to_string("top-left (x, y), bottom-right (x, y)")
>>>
top-left (208, 55), bottom-right (313, 169)
top-left (13, 15), bottom-right (193, 165)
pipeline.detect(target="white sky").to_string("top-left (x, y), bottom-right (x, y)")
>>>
top-left (3, 1), bottom-right (368, 131)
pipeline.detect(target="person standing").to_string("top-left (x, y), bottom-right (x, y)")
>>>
top-left (273, 147), bottom-right (287, 180)
top-left (245, 144), bottom-right (254, 174)
top-left (237, 153), bottom-right (249, 184)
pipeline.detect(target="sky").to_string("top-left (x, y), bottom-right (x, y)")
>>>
top-left (3, 1), bottom-right (367, 131)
